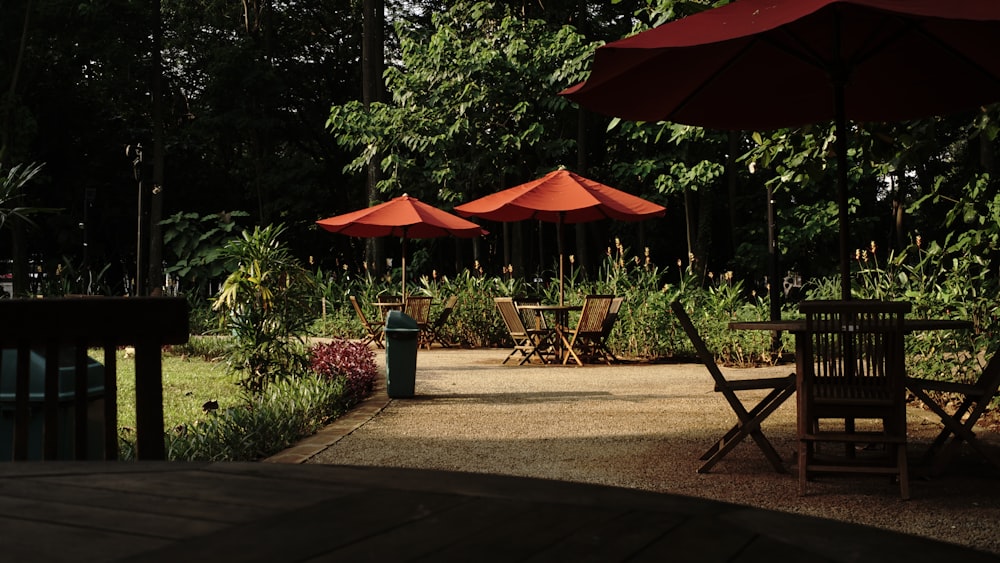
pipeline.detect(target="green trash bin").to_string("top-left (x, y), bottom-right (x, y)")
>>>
top-left (0, 348), bottom-right (105, 460)
top-left (385, 310), bottom-right (420, 398)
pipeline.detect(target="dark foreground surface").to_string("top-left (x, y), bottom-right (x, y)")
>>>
top-left (0, 461), bottom-right (997, 562)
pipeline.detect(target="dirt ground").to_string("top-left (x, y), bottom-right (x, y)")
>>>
top-left (306, 348), bottom-right (1000, 556)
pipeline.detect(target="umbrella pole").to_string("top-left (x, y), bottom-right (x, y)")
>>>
top-left (558, 213), bottom-right (565, 306)
top-left (401, 235), bottom-right (407, 303)
top-left (835, 82), bottom-right (851, 300)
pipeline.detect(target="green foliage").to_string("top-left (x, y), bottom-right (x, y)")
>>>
top-left (117, 351), bottom-right (239, 434)
top-left (161, 210), bottom-right (249, 299)
top-left (327, 1), bottom-right (591, 204)
top-left (0, 162), bottom-right (48, 231)
top-left (213, 224), bottom-right (317, 394)
top-left (170, 335), bottom-right (235, 362)
top-left (160, 375), bottom-right (347, 462)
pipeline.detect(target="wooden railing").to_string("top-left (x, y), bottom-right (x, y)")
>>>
top-left (0, 297), bottom-right (189, 461)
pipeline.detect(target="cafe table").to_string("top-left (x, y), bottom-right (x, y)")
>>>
top-left (728, 317), bottom-right (972, 368)
top-left (372, 300), bottom-right (404, 320)
top-left (728, 316), bottom-right (973, 407)
top-left (516, 304), bottom-right (582, 364)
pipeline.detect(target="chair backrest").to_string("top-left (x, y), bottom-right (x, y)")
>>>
top-left (799, 300), bottom-right (910, 405)
top-left (0, 297), bottom-right (189, 461)
top-left (574, 295), bottom-right (614, 336)
top-left (602, 297), bottom-right (624, 337)
top-left (514, 298), bottom-right (547, 330)
top-left (433, 295), bottom-right (459, 328)
top-left (670, 300), bottom-right (730, 391)
top-left (404, 296), bottom-right (433, 325)
top-left (495, 297), bottom-right (529, 337)
top-left (349, 295), bottom-right (374, 329)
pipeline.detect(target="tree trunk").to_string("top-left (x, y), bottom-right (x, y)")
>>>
top-left (363, 0), bottom-right (386, 277)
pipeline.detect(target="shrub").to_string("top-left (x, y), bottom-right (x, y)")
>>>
top-left (118, 374), bottom-right (347, 462)
top-left (212, 224), bottom-right (316, 393)
top-left (309, 339), bottom-right (379, 406)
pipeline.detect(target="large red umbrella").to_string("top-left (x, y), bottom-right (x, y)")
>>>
top-left (317, 194), bottom-right (487, 300)
top-left (455, 168), bottom-right (665, 304)
top-left (562, 0), bottom-right (1000, 299)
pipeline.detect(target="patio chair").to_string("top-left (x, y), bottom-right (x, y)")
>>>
top-left (908, 347), bottom-right (1000, 476)
top-left (403, 296), bottom-right (433, 333)
top-left (494, 297), bottom-right (550, 365)
top-left (670, 300), bottom-right (795, 474)
top-left (798, 300), bottom-right (911, 499)
top-left (350, 295), bottom-right (384, 349)
top-left (421, 295), bottom-right (458, 349)
top-left (593, 296), bottom-right (624, 364)
top-left (562, 295), bottom-right (614, 365)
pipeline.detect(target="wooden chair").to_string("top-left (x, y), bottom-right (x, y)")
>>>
top-left (494, 297), bottom-right (550, 365)
top-left (561, 295), bottom-right (614, 365)
top-left (594, 296), bottom-right (624, 364)
top-left (670, 300), bottom-right (795, 473)
top-left (908, 348), bottom-right (1000, 476)
top-left (421, 295), bottom-right (458, 349)
top-left (0, 297), bottom-right (189, 461)
top-left (403, 296), bottom-right (433, 329)
top-left (350, 295), bottom-right (384, 349)
top-left (798, 300), bottom-right (911, 499)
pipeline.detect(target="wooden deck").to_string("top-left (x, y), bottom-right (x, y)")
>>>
top-left (1, 461), bottom-right (996, 562)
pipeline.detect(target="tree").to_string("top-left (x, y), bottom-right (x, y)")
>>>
top-left (328, 1), bottom-right (597, 276)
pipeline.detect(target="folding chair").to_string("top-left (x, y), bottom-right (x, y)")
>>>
top-left (908, 348), bottom-right (1000, 476)
top-left (422, 295), bottom-right (458, 349)
top-left (403, 295), bottom-right (432, 331)
top-left (798, 300), bottom-right (911, 499)
top-left (494, 297), bottom-right (550, 365)
top-left (349, 295), bottom-right (384, 349)
top-left (562, 295), bottom-right (614, 365)
top-left (670, 300), bottom-right (795, 474)
top-left (593, 296), bottom-right (624, 364)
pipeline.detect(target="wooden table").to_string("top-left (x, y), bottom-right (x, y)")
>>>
top-left (372, 301), bottom-right (404, 320)
top-left (516, 304), bottom-right (582, 364)
top-left (2, 461), bottom-right (994, 562)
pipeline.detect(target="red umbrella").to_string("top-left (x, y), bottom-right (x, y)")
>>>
top-left (455, 168), bottom-right (665, 304)
top-left (317, 194), bottom-right (487, 300)
top-left (562, 0), bottom-right (1000, 299)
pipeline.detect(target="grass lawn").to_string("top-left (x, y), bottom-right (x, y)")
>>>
top-left (115, 350), bottom-right (242, 432)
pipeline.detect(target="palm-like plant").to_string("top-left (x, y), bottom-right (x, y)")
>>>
top-left (0, 162), bottom-right (45, 230)
top-left (1, 162), bottom-right (49, 297)
top-left (213, 224), bottom-right (317, 394)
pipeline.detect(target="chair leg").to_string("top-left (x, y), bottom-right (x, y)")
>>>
top-left (698, 385), bottom-right (794, 474)
top-left (898, 443), bottom-right (910, 500)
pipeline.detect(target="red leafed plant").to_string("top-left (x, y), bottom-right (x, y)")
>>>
top-left (309, 339), bottom-right (378, 406)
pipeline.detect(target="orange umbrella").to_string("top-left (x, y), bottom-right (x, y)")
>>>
top-left (561, 0), bottom-right (1000, 299)
top-left (317, 194), bottom-right (488, 300)
top-left (455, 169), bottom-right (665, 304)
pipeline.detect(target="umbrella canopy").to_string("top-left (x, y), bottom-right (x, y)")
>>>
top-left (562, 0), bottom-right (1000, 298)
top-left (455, 169), bottom-right (665, 304)
top-left (317, 194), bottom-right (487, 299)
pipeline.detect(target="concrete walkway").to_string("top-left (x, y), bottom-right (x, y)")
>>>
top-left (267, 348), bottom-right (1000, 558)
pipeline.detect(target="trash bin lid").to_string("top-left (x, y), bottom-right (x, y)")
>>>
top-left (0, 349), bottom-right (105, 402)
top-left (385, 310), bottom-right (419, 330)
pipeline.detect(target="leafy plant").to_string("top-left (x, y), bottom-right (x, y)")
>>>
top-left (161, 210), bottom-right (249, 300)
top-left (213, 224), bottom-right (317, 394)
top-left (159, 375), bottom-right (346, 461)
top-left (309, 339), bottom-right (378, 407)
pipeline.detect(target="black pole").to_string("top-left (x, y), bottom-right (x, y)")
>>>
top-left (132, 143), bottom-right (146, 296)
